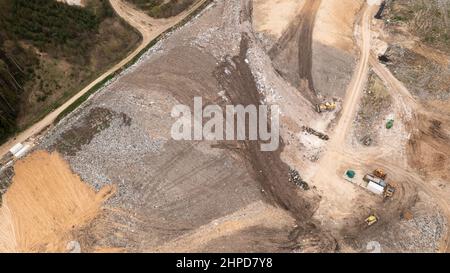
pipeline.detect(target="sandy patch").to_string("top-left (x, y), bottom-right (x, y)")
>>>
top-left (253, 0), bottom-right (305, 38)
top-left (0, 151), bottom-right (113, 252)
top-left (313, 0), bottom-right (364, 52)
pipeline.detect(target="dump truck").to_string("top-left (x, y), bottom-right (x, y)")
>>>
top-left (373, 169), bottom-right (387, 180)
top-left (316, 102), bottom-right (336, 113)
top-left (365, 215), bottom-right (379, 226)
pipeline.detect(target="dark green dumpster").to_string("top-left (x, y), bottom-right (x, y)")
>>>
top-left (386, 119), bottom-right (394, 129)
top-left (346, 170), bottom-right (356, 179)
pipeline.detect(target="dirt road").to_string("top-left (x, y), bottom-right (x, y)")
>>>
top-left (268, 0), bottom-right (322, 102)
top-left (308, 0), bottom-right (379, 227)
top-left (331, 4), bottom-right (375, 146)
top-left (311, 2), bottom-right (375, 186)
top-left (0, 0), bottom-right (208, 158)
top-left (370, 55), bottom-right (418, 111)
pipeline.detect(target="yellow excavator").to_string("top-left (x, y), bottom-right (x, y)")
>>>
top-left (316, 102), bottom-right (336, 113)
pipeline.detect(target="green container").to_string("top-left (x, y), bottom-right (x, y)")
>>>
top-left (346, 170), bottom-right (356, 179)
top-left (386, 119), bottom-right (394, 129)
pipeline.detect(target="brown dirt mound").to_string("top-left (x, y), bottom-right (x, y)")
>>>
top-left (407, 113), bottom-right (450, 180)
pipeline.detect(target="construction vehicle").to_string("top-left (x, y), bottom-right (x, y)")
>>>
top-left (384, 184), bottom-right (396, 199)
top-left (365, 214), bottom-right (379, 226)
top-left (363, 174), bottom-right (386, 187)
top-left (373, 169), bottom-right (387, 180)
top-left (316, 102), bottom-right (336, 113)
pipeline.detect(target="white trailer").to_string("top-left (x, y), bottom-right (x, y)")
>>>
top-left (367, 181), bottom-right (385, 195)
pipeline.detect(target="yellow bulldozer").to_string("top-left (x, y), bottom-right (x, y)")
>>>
top-left (365, 214), bottom-right (379, 226)
top-left (316, 102), bottom-right (336, 113)
top-left (373, 168), bottom-right (387, 180)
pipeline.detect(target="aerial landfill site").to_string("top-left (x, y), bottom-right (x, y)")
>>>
top-left (0, 0), bottom-right (449, 253)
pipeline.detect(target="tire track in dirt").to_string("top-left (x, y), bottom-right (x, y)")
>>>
top-left (268, 0), bottom-right (322, 103)
top-left (211, 34), bottom-right (328, 229)
top-left (142, 143), bottom-right (198, 196)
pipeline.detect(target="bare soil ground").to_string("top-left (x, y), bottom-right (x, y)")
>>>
top-left (252, 0), bottom-right (305, 40)
top-left (0, 0), bottom-right (448, 253)
top-left (314, 0), bottom-right (364, 52)
top-left (0, 151), bottom-right (113, 252)
top-left (268, 0), bottom-right (322, 103)
top-left (343, 1), bottom-right (450, 251)
top-left (311, 0), bottom-right (365, 98)
top-left (385, 45), bottom-right (450, 100)
top-left (25, 0), bottom-right (335, 252)
top-left (353, 71), bottom-right (392, 146)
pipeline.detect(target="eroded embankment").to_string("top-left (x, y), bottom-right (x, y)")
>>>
top-left (214, 35), bottom-right (321, 221)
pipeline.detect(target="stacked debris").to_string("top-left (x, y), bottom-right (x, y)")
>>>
top-left (289, 168), bottom-right (310, 191)
top-left (378, 55), bottom-right (390, 63)
top-left (361, 135), bottom-right (373, 146)
top-left (0, 166), bottom-right (14, 206)
top-left (302, 126), bottom-right (329, 141)
top-left (374, 1), bottom-right (386, 19)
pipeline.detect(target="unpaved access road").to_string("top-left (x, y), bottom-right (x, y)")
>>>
top-left (369, 55), bottom-right (418, 111)
top-left (311, 3), bottom-right (376, 190)
top-left (331, 3), bottom-right (375, 146)
top-left (0, 0), bottom-right (208, 158)
top-left (308, 2), bottom-right (383, 230)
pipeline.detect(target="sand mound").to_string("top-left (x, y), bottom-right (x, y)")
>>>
top-left (252, 0), bottom-right (305, 39)
top-left (314, 0), bottom-right (364, 52)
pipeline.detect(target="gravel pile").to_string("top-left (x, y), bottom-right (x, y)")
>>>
top-left (393, 211), bottom-right (447, 252)
top-left (288, 168), bottom-right (310, 191)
